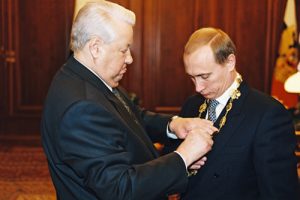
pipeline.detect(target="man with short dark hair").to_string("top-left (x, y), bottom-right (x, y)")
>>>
top-left (177, 27), bottom-right (299, 199)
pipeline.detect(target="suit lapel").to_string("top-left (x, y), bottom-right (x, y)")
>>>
top-left (64, 56), bottom-right (159, 157)
top-left (107, 89), bottom-right (159, 157)
top-left (206, 82), bottom-right (249, 162)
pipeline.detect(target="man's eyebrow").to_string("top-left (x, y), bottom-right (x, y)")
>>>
top-left (195, 72), bottom-right (211, 77)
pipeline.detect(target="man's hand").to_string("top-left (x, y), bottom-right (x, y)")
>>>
top-left (189, 157), bottom-right (207, 170)
top-left (169, 117), bottom-right (218, 139)
top-left (176, 127), bottom-right (215, 167)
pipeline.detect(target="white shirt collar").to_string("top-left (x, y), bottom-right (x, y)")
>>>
top-left (215, 73), bottom-right (241, 106)
top-left (205, 73), bottom-right (241, 119)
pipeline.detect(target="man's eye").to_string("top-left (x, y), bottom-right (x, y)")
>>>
top-left (201, 75), bottom-right (209, 79)
top-left (120, 49), bottom-right (128, 54)
top-left (199, 74), bottom-right (210, 80)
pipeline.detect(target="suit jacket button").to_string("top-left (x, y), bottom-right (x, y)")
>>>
top-left (213, 173), bottom-right (220, 178)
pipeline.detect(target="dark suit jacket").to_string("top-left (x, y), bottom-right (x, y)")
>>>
top-left (41, 56), bottom-right (188, 200)
top-left (178, 82), bottom-right (299, 200)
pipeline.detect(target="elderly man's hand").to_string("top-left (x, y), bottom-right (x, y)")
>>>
top-left (176, 127), bottom-right (214, 167)
top-left (169, 117), bottom-right (218, 139)
top-left (189, 157), bottom-right (208, 170)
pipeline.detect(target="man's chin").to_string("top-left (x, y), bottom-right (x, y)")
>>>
top-left (202, 94), bottom-right (214, 99)
top-left (113, 82), bottom-right (119, 87)
top-left (110, 80), bottom-right (119, 88)
top-left (201, 93), bottom-right (209, 98)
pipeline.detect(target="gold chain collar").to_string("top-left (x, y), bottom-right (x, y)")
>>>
top-left (188, 75), bottom-right (243, 177)
top-left (198, 75), bottom-right (243, 134)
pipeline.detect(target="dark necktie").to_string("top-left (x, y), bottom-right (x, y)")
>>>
top-left (207, 99), bottom-right (219, 123)
top-left (113, 89), bottom-right (139, 124)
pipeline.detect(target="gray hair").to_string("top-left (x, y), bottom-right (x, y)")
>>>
top-left (70, 0), bottom-right (135, 52)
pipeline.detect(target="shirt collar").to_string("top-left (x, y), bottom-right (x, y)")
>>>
top-left (215, 73), bottom-right (241, 106)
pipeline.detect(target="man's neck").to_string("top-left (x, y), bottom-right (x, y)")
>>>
top-left (73, 53), bottom-right (113, 92)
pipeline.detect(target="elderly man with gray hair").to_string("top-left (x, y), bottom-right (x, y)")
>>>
top-left (41, 1), bottom-right (217, 200)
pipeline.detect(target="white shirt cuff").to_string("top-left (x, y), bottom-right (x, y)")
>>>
top-left (174, 150), bottom-right (187, 169)
top-left (166, 115), bottom-right (179, 139)
top-left (166, 125), bottom-right (178, 139)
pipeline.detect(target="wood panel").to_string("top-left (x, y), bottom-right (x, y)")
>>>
top-left (141, 0), bottom-right (197, 113)
top-left (113, 0), bottom-right (144, 100)
top-left (140, 0), bottom-right (159, 110)
top-left (154, 0), bottom-right (196, 112)
top-left (0, 0), bottom-right (74, 134)
top-left (131, 0), bottom-right (288, 113)
top-left (0, 0), bottom-right (7, 115)
top-left (15, 0), bottom-right (73, 114)
top-left (196, 0), bottom-right (266, 91)
top-left (127, 0), bottom-right (143, 98)
top-left (81, 0), bottom-right (290, 112)
top-left (233, 0), bottom-right (269, 91)
top-left (0, 0), bottom-right (293, 134)
top-left (0, 0), bottom-right (15, 117)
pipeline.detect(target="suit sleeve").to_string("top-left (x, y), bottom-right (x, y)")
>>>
top-left (57, 101), bottom-right (188, 200)
top-left (138, 108), bottom-right (172, 142)
top-left (253, 103), bottom-right (299, 199)
top-left (118, 87), bottom-right (172, 143)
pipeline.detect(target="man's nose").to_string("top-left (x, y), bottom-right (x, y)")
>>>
top-left (125, 50), bottom-right (133, 65)
top-left (195, 80), bottom-right (205, 93)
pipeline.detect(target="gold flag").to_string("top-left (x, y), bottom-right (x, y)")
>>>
top-left (271, 0), bottom-right (299, 108)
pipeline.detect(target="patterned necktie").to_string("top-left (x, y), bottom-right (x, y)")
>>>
top-left (113, 89), bottom-right (130, 112)
top-left (113, 89), bottom-right (139, 124)
top-left (207, 99), bottom-right (219, 123)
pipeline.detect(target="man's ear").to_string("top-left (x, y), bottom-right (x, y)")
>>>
top-left (89, 37), bottom-right (103, 58)
top-left (226, 54), bottom-right (236, 71)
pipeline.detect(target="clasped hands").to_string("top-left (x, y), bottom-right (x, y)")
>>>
top-left (169, 117), bottom-right (218, 171)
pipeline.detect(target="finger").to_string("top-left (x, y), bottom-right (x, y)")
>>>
top-left (188, 118), bottom-right (213, 129)
top-left (193, 161), bottom-right (205, 166)
top-left (189, 160), bottom-right (206, 169)
top-left (189, 166), bottom-right (200, 170)
top-left (192, 157), bottom-right (207, 165)
top-left (190, 127), bottom-right (215, 136)
top-left (201, 124), bottom-right (218, 135)
top-left (208, 127), bottom-right (219, 136)
top-left (189, 164), bottom-right (201, 170)
top-left (193, 118), bottom-right (213, 124)
top-left (200, 156), bottom-right (207, 162)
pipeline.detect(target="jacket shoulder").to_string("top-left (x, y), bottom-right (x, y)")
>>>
top-left (180, 94), bottom-right (204, 117)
